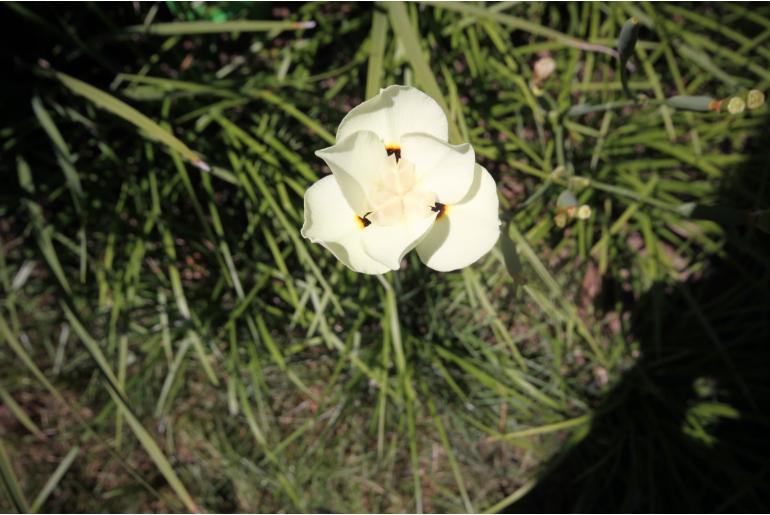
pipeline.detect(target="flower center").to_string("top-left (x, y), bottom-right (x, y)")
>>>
top-left (369, 155), bottom-right (436, 226)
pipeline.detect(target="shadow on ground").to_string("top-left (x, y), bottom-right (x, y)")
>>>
top-left (508, 116), bottom-right (770, 512)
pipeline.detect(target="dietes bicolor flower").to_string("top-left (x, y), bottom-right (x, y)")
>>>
top-left (302, 85), bottom-right (500, 274)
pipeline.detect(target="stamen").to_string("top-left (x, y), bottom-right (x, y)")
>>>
top-left (385, 145), bottom-right (401, 161)
top-left (431, 202), bottom-right (448, 220)
top-left (356, 215), bottom-right (372, 228)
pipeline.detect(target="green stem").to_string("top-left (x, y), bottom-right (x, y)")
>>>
top-left (378, 275), bottom-right (405, 374)
top-left (566, 97), bottom-right (666, 117)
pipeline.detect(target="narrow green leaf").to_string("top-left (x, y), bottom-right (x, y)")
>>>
top-left (424, 1), bottom-right (617, 58)
top-left (245, 89), bottom-right (335, 144)
top-left (385, 2), bottom-right (462, 143)
top-left (155, 338), bottom-right (191, 417)
top-left (482, 478), bottom-right (537, 513)
top-left (666, 95), bottom-right (718, 112)
top-left (115, 73), bottom-right (239, 98)
top-left (30, 97), bottom-right (73, 161)
top-left (17, 157), bottom-right (72, 295)
top-left (0, 315), bottom-right (171, 507)
top-left (365, 11), bottom-right (388, 100)
top-left (62, 302), bottom-right (121, 390)
top-left (105, 387), bottom-right (200, 513)
top-left (127, 20), bottom-right (315, 36)
top-left (187, 330), bottom-right (220, 387)
top-left (405, 391), bottom-right (423, 513)
top-left (0, 437), bottom-right (29, 513)
top-left (60, 303), bottom-right (200, 513)
top-left (0, 386), bottom-right (45, 439)
top-left (55, 71), bottom-right (208, 169)
top-left (30, 447), bottom-right (79, 513)
top-left (425, 394), bottom-right (474, 513)
top-left (496, 414), bottom-right (590, 441)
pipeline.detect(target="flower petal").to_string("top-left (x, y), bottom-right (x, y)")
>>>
top-left (315, 131), bottom-right (390, 215)
top-left (416, 165), bottom-right (501, 272)
top-left (400, 133), bottom-right (476, 205)
top-left (301, 175), bottom-right (389, 274)
top-left (336, 85), bottom-right (449, 144)
top-left (361, 214), bottom-right (437, 270)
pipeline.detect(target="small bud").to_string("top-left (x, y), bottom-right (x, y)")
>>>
top-left (554, 213), bottom-right (568, 228)
top-left (568, 176), bottom-right (592, 190)
top-left (294, 20), bottom-right (317, 30)
top-left (551, 165), bottom-right (566, 179)
top-left (577, 205), bottom-right (592, 220)
top-left (666, 95), bottom-right (717, 112)
top-left (617, 17), bottom-right (640, 66)
top-left (747, 90), bottom-right (765, 110)
top-left (727, 97), bottom-right (746, 114)
top-left (193, 159), bottom-right (211, 172)
top-left (533, 56), bottom-right (556, 83)
top-left (556, 189), bottom-right (578, 211)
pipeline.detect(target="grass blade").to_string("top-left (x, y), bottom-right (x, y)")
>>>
top-left (29, 446), bottom-right (79, 513)
top-left (482, 478), bottom-right (537, 513)
top-left (0, 386), bottom-right (45, 440)
top-left (0, 437), bottom-right (29, 513)
top-left (60, 303), bottom-right (201, 513)
top-left (385, 2), bottom-right (462, 143)
top-left (31, 96), bottom-right (83, 203)
top-left (55, 71), bottom-right (208, 169)
top-left (365, 11), bottom-right (388, 100)
top-left (244, 89), bottom-right (335, 144)
top-left (127, 20), bottom-right (315, 36)
top-left (425, 393), bottom-right (474, 513)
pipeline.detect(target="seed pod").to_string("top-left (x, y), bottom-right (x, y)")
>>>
top-left (533, 56), bottom-right (556, 83)
top-left (577, 205), bottom-right (592, 220)
top-left (727, 97), bottom-right (746, 114)
top-left (617, 17), bottom-right (639, 67)
top-left (557, 189), bottom-right (578, 211)
top-left (747, 90), bottom-right (765, 110)
top-left (666, 95), bottom-right (718, 112)
top-left (568, 176), bottom-right (592, 191)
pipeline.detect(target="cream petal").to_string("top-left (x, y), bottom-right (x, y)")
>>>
top-left (400, 133), bottom-right (476, 205)
top-left (301, 175), bottom-right (389, 275)
top-left (336, 85), bottom-right (449, 144)
top-left (322, 235), bottom-right (390, 275)
top-left (361, 214), bottom-right (437, 270)
top-left (315, 131), bottom-right (389, 215)
top-left (416, 165), bottom-right (501, 272)
top-left (315, 131), bottom-right (390, 215)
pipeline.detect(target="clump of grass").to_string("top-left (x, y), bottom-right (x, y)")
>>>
top-left (1, 2), bottom-right (769, 512)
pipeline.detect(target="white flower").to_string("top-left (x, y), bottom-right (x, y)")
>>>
top-left (301, 85), bottom-right (500, 274)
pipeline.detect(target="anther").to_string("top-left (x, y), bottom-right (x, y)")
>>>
top-left (385, 145), bottom-right (401, 161)
top-left (431, 202), bottom-right (448, 220)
